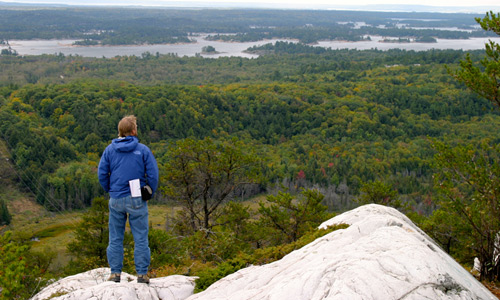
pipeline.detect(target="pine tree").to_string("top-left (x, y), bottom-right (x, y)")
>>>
top-left (66, 196), bottom-right (135, 273)
top-left (66, 196), bottom-right (110, 271)
top-left (0, 198), bottom-right (11, 226)
top-left (440, 11), bottom-right (500, 282)
top-left (448, 11), bottom-right (500, 108)
top-left (258, 189), bottom-right (329, 244)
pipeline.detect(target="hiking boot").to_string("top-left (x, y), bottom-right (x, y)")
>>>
top-left (108, 273), bottom-right (121, 283)
top-left (137, 274), bottom-right (150, 284)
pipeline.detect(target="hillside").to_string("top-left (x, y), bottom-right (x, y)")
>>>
top-left (2, 48), bottom-right (499, 214)
top-left (0, 139), bottom-right (45, 225)
top-left (0, 138), bottom-right (77, 268)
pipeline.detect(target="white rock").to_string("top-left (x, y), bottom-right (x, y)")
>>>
top-left (32, 204), bottom-right (496, 300)
top-left (32, 268), bottom-right (196, 300)
top-left (188, 204), bottom-right (496, 300)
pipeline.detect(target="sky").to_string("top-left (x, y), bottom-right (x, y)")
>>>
top-left (2, 0), bottom-right (500, 12)
top-left (175, 0), bottom-right (500, 6)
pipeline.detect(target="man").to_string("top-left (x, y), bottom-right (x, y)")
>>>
top-left (98, 115), bottom-right (158, 284)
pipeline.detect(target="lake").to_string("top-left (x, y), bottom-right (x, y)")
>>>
top-left (5, 35), bottom-right (289, 58)
top-left (4, 34), bottom-right (500, 58)
top-left (317, 36), bottom-right (500, 51)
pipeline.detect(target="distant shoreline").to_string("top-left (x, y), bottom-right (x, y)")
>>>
top-left (3, 35), bottom-right (463, 49)
top-left (4, 36), bottom-right (498, 58)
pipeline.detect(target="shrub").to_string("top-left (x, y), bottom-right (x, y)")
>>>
top-left (193, 224), bottom-right (348, 292)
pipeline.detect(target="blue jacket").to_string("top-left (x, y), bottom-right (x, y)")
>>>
top-left (98, 136), bottom-right (159, 199)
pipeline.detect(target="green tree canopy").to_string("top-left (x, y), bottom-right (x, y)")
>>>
top-left (0, 231), bottom-right (28, 300)
top-left (449, 11), bottom-right (500, 108)
top-left (438, 11), bottom-right (500, 282)
top-left (0, 231), bottom-right (50, 299)
top-left (432, 140), bottom-right (500, 281)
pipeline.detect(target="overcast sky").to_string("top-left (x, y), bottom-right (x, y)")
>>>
top-left (2, 0), bottom-right (500, 11)
top-left (184, 0), bottom-right (500, 5)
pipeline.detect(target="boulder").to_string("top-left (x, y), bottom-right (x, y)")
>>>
top-left (32, 204), bottom-right (496, 300)
top-left (189, 204), bottom-right (496, 300)
top-left (32, 268), bottom-right (196, 300)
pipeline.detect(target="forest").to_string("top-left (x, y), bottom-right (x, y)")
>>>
top-left (1, 44), bottom-right (498, 212)
top-left (0, 6), bottom-right (500, 299)
top-left (0, 6), bottom-right (497, 45)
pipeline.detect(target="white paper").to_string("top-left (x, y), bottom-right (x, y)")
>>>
top-left (129, 179), bottom-right (141, 197)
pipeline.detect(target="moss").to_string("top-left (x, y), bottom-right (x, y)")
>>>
top-left (44, 290), bottom-right (69, 300)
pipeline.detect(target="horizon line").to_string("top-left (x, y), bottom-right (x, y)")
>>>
top-left (1, 1), bottom-right (500, 13)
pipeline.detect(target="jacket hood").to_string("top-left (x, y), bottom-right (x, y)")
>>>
top-left (111, 136), bottom-right (139, 152)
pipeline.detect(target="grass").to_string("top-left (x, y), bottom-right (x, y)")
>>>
top-left (3, 194), bottom-right (182, 269)
top-left (2, 193), bottom-right (266, 270)
top-left (149, 203), bottom-right (180, 230)
top-left (34, 224), bottom-right (75, 239)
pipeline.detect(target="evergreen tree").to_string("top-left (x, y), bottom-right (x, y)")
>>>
top-left (439, 11), bottom-right (500, 282)
top-left (355, 180), bottom-right (407, 210)
top-left (449, 11), bottom-right (500, 108)
top-left (0, 198), bottom-right (11, 226)
top-left (258, 189), bottom-right (329, 244)
top-left (432, 141), bottom-right (500, 281)
top-left (67, 197), bottom-right (134, 273)
top-left (66, 196), bottom-right (112, 272)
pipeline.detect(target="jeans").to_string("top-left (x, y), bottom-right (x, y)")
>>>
top-left (107, 195), bottom-right (150, 275)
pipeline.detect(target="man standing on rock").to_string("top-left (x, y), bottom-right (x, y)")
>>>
top-left (98, 115), bottom-right (159, 284)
